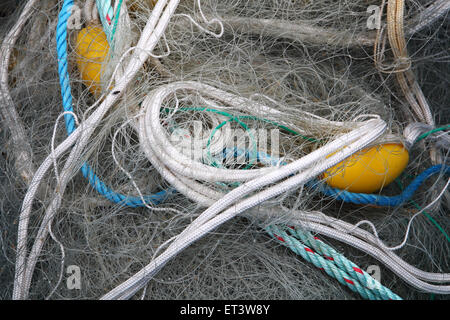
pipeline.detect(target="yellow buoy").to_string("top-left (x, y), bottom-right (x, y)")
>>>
top-left (75, 25), bottom-right (109, 96)
top-left (323, 143), bottom-right (409, 193)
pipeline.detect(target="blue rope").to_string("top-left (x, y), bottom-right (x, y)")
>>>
top-left (223, 145), bottom-right (448, 208)
top-left (56, 0), bottom-right (174, 207)
top-left (315, 165), bottom-right (450, 206)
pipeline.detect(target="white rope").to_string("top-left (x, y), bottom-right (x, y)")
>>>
top-left (101, 118), bottom-right (386, 299)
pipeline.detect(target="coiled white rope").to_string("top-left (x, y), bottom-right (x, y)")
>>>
top-left (101, 118), bottom-right (387, 299)
top-left (138, 81), bottom-right (297, 206)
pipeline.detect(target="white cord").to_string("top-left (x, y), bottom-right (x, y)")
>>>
top-left (85, 0), bottom-right (99, 24)
top-left (51, 111), bottom-right (80, 188)
top-left (0, 0), bottom-right (39, 185)
top-left (45, 222), bottom-right (65, 300)
top-left (111, 115), bottom-right (185, 215)
top-left (174, 0), bottom-right (224, 38)
top-left (352, 177), bottom-right (450, 251)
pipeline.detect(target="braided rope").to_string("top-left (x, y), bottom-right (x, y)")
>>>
top-left (317, 164), bottom-right (450, 206)
top-left (57, 0), bottom-right (173, 207)
top-left (265, 225), bottom-right (388, 300)
top-left (95, 0), bottom-right (115, 40)
top-left (286, 226), bottom-right (402, 300)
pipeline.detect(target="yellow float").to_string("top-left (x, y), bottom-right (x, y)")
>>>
top-left (74, 25), bottom-right (109, 96)
top-left (323, 143), bottom-right (409, 193)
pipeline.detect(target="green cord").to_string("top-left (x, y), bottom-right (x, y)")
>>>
top-left (162, 106), bottom-right (318, 169)
top-left (205, 117), bottom-right (257, 170)
top-left (415, 125), bottom-right (450, 144)
top-left (410, 199), bottom-right (450, 243)
top-left (163, 107), bottom-right (318, 143)
top-left (237, 115), bottom-right (319, 143)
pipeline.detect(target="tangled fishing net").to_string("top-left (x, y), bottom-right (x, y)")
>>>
top-left (0, 0), bottom-right (449, 300)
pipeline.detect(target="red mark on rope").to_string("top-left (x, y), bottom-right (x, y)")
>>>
top-left (305, 248), bottom-right (314, 254)
top-left (344, 278), bottom-right (355, 285)
top-left (353, 267), bottom-right (364, 274)
top-left (106, 14), bottom-right (112, 25)
top-left (324, 255), bottom-right (334, 261)
top-left (274, 234), bottom-right (285, 242)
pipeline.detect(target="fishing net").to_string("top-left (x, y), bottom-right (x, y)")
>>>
top-left (0, 0), bottom-right (448, 300)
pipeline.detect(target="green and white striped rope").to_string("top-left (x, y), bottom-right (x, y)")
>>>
top-left (95, 0), bottom-right (123, 46)
top-left (286, 226), bottom-right (402, 300)
top-left (265, 225), bottom-right (402, 300)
